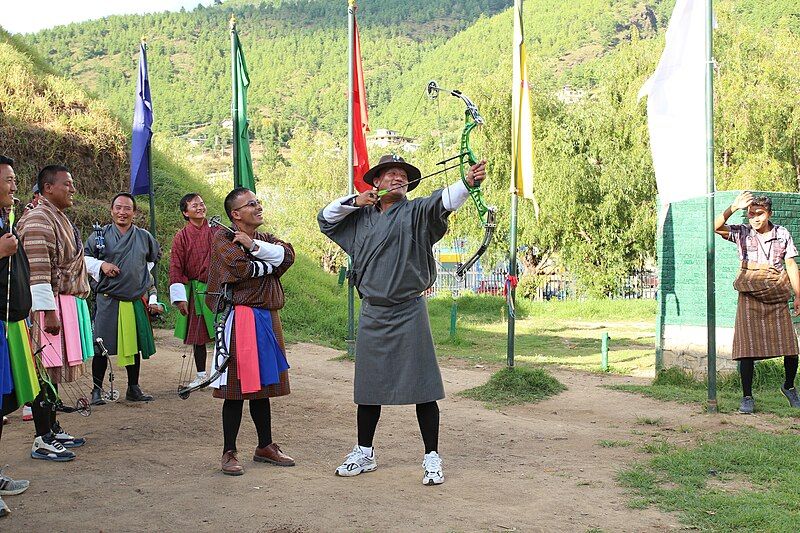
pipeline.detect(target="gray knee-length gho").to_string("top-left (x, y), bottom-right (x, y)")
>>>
top-left (319, 187), bottom-right (456, 406)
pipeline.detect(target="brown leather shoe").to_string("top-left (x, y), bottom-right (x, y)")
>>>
top-left (221, 450), bottom-right (244, 476)
top-left (253, 443), bottom-right (295, 466)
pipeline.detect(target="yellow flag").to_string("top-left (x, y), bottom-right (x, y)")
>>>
top-left (511, 0), bottom-right (538, 213)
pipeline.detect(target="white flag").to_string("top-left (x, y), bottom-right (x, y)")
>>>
top-left (511, 0), bottom-right (537, 212)
top-left (639, 0), bottom-right (709, 206)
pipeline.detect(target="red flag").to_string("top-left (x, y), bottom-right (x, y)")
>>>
top-left (352, 20), bottom-right (370, 193)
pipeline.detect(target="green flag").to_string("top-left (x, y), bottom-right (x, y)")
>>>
top-left (232, 26), bottom-right (255, 192)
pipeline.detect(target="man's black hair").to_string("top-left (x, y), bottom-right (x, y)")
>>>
top-left (751, 195), bottom-right (773, 213)
top-left (37, 164), bottom-right (70, 195)
top-left (179, 192), bottom-right (201, 221)
top-left (224, 187), bottom-right (251, 222)
top-left (111, 192), bottom-right (137, 210)
top-left (0, 155), bottom-right (14, 167)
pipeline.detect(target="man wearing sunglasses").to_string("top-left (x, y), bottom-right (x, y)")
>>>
top-left (205, 187), bottom-right (296, 476)
top-left (84, 192), bottom-right (161, 405)
top-left (318, 153), bottom-right (487, 486)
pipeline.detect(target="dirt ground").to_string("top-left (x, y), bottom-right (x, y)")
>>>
top-left (0, 329), bottom-right (788, 532)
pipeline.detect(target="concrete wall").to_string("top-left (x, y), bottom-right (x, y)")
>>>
top-left (657, 190), bottom-right (800, 375)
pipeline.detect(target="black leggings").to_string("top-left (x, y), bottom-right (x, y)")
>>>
top-left (222, 398), bottom-right (272, 453)
top-left (32, 384), bottom-right (57, 437)
top-left (194, 344), bottom-right (207, 373)
top-left (92, 353), bottom-right (141, 389)
top-left (357, 401), bottom-right (440, 454)
top-left (739, 356), bottom-right (798, 397)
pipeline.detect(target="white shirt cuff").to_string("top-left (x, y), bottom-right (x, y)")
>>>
top-left (251, 240), bottom-right (285, 267)
top-left (30, 283), bottom-right (57, 313)
top-left (442, 179), bottom-right (470, 211)
top-left (321, 195), bottom-right (360, 223)
top-left (170, 283), bottom-right (187, 304)
top-left (85, 256), bottom-right (103, 282)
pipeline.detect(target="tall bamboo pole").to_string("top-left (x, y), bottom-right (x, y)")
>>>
top-left (230, 16), bottom-right (240, 189)
top-left (142, 37), bottom-right (158, 289)
top-left (507, 193), bottom-right (518, 367)
top-left (346, 0), bottom-right (356, 358)
top-left (705, 0), bottom-right (717, 413)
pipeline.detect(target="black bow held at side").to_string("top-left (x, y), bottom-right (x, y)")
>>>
top-left (177, 283), bottom-right (234, 399)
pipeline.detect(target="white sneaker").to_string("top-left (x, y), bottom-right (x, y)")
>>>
top-left (335, 445), bottom-right (377, 477)
top-left (31, 433), bottom-right (75, 462)
top-left (0, 465), bottom-right (29, 496)
top-left (422, 451), bottom-right (444, 486)
top-left (52, 422), bottom-right (86, 448)
top-left (188, 371), bottom-right (208, 389)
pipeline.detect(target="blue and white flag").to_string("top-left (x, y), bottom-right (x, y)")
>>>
top-left (130, 41), bottom-right (153, 196)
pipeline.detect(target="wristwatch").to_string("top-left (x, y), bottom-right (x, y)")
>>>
top-left (347, 196), bottom-right (359, 207)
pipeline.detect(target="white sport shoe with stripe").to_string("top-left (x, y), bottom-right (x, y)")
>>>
top-left (335, 445), bottom-right (377, 477)
top-left (31, 433), bottom-right (76, 462)
top-left (422, 451), bottom-right (444, 486)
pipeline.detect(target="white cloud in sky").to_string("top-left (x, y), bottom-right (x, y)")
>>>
top-left (4, 0), bottom-right (215, 35)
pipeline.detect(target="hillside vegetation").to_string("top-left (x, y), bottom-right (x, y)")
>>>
top-left (20, 0), bottom-right (800, 295)
top-left (0, 28), bottom-right (349, 347)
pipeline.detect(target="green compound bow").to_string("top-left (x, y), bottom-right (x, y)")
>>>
top-left (425, 81), bottom-right (497, 277)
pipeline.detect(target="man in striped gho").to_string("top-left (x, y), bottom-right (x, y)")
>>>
top-left (18, 165), bottom-right (91, 461)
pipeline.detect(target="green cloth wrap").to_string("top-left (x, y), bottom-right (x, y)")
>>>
top-left (116, 299), bottom-right (156, 367)
top-left (7, 321), bottom-right (40, 404)
top-left (76, 297), bottom-right (93, 361)
top-left (173, 280), bottom-right (215, 340)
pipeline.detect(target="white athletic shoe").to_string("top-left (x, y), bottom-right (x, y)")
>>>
top-left (422, 451), bottom-right (444, 486)
top-left (0, 465), bottom-right (29, 496)
top-left (335, 445), bottom-right (377, 477)
top-left (31, 433), bottom-right (75, 462)
top-left (188, 371), bottom-right (208, 389)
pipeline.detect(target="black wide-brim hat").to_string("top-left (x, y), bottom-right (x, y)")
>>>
top-left (362, 154), bottom-right (422, 193)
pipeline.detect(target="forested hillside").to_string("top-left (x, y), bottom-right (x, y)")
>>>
top-left (20, 0), bottom-right (800, 295)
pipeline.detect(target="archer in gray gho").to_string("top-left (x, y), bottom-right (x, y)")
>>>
top-left (318, 153), bottom-right (488, 486)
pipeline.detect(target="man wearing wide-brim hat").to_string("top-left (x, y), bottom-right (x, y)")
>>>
top-left (318, 153), bottom-right (487, 486)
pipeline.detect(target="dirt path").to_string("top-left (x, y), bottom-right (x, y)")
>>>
top-left (0, 330), bottom-right (784, 532)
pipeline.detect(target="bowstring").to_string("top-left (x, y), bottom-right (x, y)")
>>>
top-left (434, 93), bottom-right (464, 290)
top-left (378, 84), bottom-right (467, 295)
top-left (30, 319), bottom-right (89, 413)
top-left (177, 289), bottom-right (211, 389)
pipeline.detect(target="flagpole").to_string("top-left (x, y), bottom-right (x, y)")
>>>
top-left (507, 193), bottom-right (518, 367)
top-left (142, 38), bottom-right (156, 242)
top-left (346, 0), bottom-right (356, 359)
top-left (230, 15), bottom-right (240, 189)
top-left (705, 0), bottom-right (717, 413)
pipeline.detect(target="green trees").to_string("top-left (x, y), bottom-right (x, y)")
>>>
top-left (16, 0), bottom-right (800, 296)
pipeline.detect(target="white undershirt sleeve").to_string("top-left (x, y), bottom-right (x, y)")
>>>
top-left (84, 256), bottom-right (103, 283)
top-left (442, 179), bottom-right (470, 211)
top-left (170, 283), bottom-right (187, 304)
top-left (251, 240), bottom-right (285, 267)
top-left (30, 284), bottom-right (57, 313)
top-left (321, 195), bottom-right (360, 223)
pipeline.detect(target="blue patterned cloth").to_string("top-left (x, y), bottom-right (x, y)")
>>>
top-left (252, 308), bottom-right (289, 387)
top-left (0, 323), bottom-right (14, 409)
